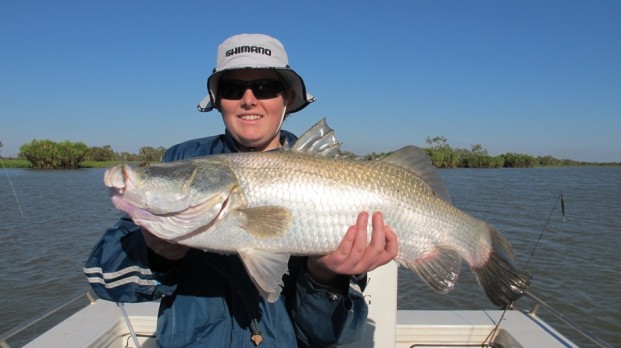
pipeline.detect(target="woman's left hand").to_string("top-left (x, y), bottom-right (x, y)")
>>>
top-left (307, 211), bottom-right (399, 285)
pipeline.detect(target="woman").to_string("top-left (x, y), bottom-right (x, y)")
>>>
top-left (84, 33), bottom-right (398, 347)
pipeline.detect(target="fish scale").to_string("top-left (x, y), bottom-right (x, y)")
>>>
top-left (226, 152), bottom-right (414, 254)
top-left (216, 151), bottom-right (492, 270)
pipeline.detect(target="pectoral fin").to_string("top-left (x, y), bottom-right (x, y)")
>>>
top-left (235, 206), bottom-right (292, 238)
top-left (238, 249), bottom-right (290, 303)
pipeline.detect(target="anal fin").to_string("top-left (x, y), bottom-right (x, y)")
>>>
top-left (400, 248), bottom-right (462, 294)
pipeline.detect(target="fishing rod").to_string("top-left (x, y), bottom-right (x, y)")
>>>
top-left (117, 302), bottom-right (141, 348)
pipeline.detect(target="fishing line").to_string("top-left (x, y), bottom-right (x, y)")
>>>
top-left (486, 194), bottom-right (566, 346)
top-left (483, 304), bottom-right (511, 346)
top-left (1, 158), bottom-right (25, 217)
top-left (525, 193), bottom-right (565, 268)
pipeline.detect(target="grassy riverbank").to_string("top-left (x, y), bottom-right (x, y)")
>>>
top-left (0, 158), bottom-right (31, 168)
top-left (0, 159), bottom-right (132, 169)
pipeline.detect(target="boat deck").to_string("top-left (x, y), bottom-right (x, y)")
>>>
top-left (20, 299), bottom-right (578, 348)
top-left (396, 309), bottom-right (576, 347)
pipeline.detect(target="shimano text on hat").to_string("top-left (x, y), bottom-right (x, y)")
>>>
top-left (226, 46), bottom-right (272, 57)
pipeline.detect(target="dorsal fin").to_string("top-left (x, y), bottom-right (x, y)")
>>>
top-left (380, 145), bottom-right (451, 203)
top-left (289, 118), bottom-right (343, 158)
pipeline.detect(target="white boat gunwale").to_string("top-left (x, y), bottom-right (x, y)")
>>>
top-left (1, 264), bottom-right (613, 348)
top-left (2, 290), bottom-right (610, 348)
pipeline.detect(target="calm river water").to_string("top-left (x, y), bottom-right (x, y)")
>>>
top-left (1, 166), bottom-right (619, 347)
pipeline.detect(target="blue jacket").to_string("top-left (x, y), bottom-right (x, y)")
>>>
top-left (84, 129), bottom-right (369, 347)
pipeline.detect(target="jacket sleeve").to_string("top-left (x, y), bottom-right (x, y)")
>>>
top-left (286, 258), bottom-right (369, 347)
top-left (83, 216), bottom-right (178, 303)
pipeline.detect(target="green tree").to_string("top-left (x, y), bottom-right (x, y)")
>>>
top-left (89, 145), bottom-right (116, 161)
top-left (58, 140), bottom-right (88, 169)
top-left (139, 146), bottom-right (166, 163)
top-left (501, 152), bottom-right (535, 168)
top-left (362, 151), bottom-right (391, 161)
top-left (537, 155), bottom-right (561, 166)
top-left (339, 150), bottom-right (358, 159)
top-left (20, 139), bottom-right (88, 169)
top-left (425, 136), bottom-right (450, 150)
top-left (456, 144), bottom-right (506, 168)
top-left (425, 136), bottom-right (459, 168)
top-left (469, 144), bottom-right (488, 156)
top-left (118, 152), bottom-right (140, 162)
top-left (427, 148), bottom-right (459, 168)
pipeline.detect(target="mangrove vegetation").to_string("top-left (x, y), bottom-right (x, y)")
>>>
top-left (360, 136), bottom-right (620, 168)
top-left (0, 137), bottom-right (618, 169)
top-left (1, 140), bottom-right (166, 169)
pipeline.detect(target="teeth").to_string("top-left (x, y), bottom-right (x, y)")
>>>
top-left (240, 115), bottom-right (262, 121)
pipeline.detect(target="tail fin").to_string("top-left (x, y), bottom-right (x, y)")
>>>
top-left (472, 224), bottom-right (532, 307)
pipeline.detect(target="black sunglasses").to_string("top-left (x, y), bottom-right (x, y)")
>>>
top-left (219, 79), bottom-right (285, 100)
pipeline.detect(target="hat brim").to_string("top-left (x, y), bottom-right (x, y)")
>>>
top-left (197, 67), bottom-right (314, 113)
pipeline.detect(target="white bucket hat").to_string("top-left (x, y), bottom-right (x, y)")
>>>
top-left (197, 34), bottom-right (315, 114)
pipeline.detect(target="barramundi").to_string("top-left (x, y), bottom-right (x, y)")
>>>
top-left (104, 119), bottom-right (531, 305)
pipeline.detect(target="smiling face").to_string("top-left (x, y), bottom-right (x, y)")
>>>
top-left (218, 69), bottom-right (293, 152)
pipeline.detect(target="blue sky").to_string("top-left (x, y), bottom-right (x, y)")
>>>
top-left (1, 1), bottom-right (620, 162)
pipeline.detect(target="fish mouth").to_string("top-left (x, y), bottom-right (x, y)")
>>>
top-left (109, 185), bottom-right (236, 241)
top-left (110, 194), bottom-right (157, 221)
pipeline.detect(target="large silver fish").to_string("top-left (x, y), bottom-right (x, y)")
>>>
top-left (104, 119), bottom-right (531, 305)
